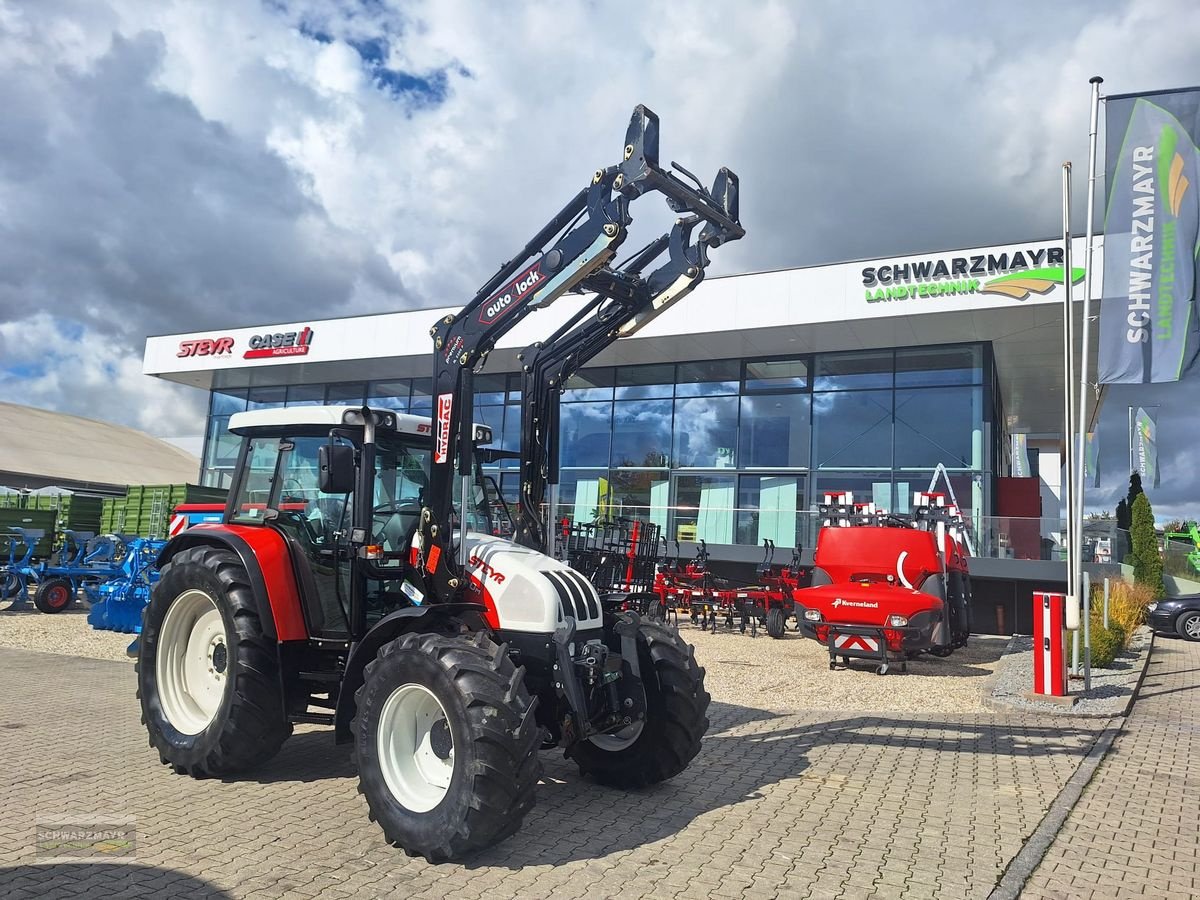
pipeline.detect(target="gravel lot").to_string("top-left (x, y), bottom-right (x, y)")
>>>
top-left (0, 604), bottom-right (1008, 715)
top-left (0, 608), bottom-right (134, 662)
top-left (984, 627), bottom-right (1153, 717)
top-left (681, 621), bottom-right (1007, 714)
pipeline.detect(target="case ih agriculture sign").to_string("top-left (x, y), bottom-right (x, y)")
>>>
top-left (243, 327), bottom-right (314, 359)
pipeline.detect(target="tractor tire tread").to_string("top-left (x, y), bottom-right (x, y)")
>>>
top-left (137, 545), bottom-right (291, 777)
top-left (352, 630), bottom-right (542, 863)
top-left (567, 620), bottom-right (709, 788)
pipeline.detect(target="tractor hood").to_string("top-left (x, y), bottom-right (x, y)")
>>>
top-left (794, 581), bottom-right (944, 626)
top-left (461, 533), bottom-right (603, 635)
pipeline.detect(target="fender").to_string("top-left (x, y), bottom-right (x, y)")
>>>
top-left (156, 524), bottom-right (307, 642)
top-left (333, 602), bottom-right (492, 743)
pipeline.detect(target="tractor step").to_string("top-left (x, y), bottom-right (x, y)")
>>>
top-left (298, 671), bottom-right (342, 683)
top-left (289, 712), bottom-right (335, 725)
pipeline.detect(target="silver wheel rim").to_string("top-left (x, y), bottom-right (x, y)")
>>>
top-left (376, 683), bottom-right (455, 813)
top-left (588, 720), bottom-right (644, 751)
top-left (156, 589), bottom-right (228, 735)
top-left (1186, 615), bottom-right (1200, 639)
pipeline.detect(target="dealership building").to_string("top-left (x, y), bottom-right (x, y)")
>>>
top-left (144, 236), bottom-right (1102, 633)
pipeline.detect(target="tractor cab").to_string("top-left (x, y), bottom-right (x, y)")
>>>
top-left (218, 405), bottom-right (508, 640)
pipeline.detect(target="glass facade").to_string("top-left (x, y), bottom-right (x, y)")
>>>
top-left (201, 343), bottom-right (993, 548)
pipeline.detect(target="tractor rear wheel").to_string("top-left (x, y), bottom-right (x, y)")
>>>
top-left (353, 631), bottom-right (542, 862)
top-left (567, 619), bottom-right (710, 788)
top-left (34, 578), bottom-right (75, 613)
top-left (765, 606), bottom-right (787, 639)
top-left (137, 546), bottom-right (291, 776)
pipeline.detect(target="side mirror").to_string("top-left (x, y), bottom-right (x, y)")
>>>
top-left (319, 442), bottom-right (356, 494)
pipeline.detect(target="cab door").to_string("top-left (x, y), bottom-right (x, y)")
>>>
top-left (270, 436), bottom-right (354, 637)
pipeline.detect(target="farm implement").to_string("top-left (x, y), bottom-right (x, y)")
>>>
top-left (653, 539), bottom-right (807, 638)
top-left (794, 491), bottom-right (974, 675)
top-left (561, 517), bottom-right (663, 616)
top-left (1, 527), bottom-right (165, 619)
top-left (2, 502), bottom-right (224, 625)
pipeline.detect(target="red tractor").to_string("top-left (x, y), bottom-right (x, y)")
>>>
top-left (136, 106), bottom-right (743, 861)
top-left (793, 492), bottom-right (973, 674)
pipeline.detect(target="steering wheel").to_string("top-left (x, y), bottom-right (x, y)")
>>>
top-left (372, 501), bottom-right (422, 552)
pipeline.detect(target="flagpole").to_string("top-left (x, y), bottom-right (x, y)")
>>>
top-left (1074, 76), bottom-right (1103, 628)
top-left (1127, 406), bottom-right (1133, 474)
top-left (1061, 162), bottom-right (1076, 605)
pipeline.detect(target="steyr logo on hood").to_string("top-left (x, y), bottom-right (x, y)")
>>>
top-left (477, 262), bottom-right (544, 325)
top-left (244, 327), bottom-right (314, 359)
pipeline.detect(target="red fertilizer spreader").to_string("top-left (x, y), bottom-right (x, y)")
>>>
top-left (793, 491), bottom-right (973, 675)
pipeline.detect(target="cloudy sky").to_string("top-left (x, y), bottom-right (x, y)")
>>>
top-left (0, 0), bottom-right (1197, 515)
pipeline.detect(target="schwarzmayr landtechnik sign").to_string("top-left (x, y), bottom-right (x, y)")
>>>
top-left (862, 245), bottom-right (1084, 303)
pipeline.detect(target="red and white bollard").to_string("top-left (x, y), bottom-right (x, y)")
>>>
top-left (1032, 592), bottom-right (1068, 696)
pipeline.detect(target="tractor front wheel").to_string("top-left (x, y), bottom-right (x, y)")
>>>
top-left (34, 578), bottom-right (75, 613)
top-left (137, 546), bottom-right (291, 776)
top-left (353, 631), bottom-right (542, 862)
top-left (567, 619), bottom-right (710, 788)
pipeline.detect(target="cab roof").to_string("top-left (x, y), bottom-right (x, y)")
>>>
top-left (228, 405), bottom-right (493, 443)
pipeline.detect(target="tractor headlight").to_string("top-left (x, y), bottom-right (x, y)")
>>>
top-left (803, 609), bottom-right (822, 622)
top-left (887, 614), bottom-right (909, 627)
top-left (1147, 602), bottom-right (1158, 613)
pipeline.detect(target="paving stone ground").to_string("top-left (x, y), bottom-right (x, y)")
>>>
top-left (1022, 634), bottom-right (1200, 900)
top-left (0, 647), bottom-right (1108, 899)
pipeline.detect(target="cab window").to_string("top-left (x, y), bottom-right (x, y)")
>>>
top-left (231, 438), bottom-right (282, 524)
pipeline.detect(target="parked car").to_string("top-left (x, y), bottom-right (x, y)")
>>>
top-left (1146, 595), bottom-right (1200, 641)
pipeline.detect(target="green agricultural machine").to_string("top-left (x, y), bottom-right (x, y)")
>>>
top-left (1164, 522), bottom-right (1200, 578)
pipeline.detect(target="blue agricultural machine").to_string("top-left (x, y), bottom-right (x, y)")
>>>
top-left (1, 528), bottom-right (165, 627)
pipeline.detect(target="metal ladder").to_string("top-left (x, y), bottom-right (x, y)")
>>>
top-left (148, 490), bottom-right (168, 539)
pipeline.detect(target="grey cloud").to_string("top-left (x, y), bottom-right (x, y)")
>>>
top-left (0, 28), bottom-right (405, 346)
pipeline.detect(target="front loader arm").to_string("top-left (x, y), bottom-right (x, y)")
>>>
top-left (512, 168), bottom-right (743, 552)
top-left (415, 105), bottom-right (743, 602)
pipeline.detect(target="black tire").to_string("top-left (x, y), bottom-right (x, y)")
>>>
top-left (137, 545), bottom-right (291, 776)
top-left (646, 598), bottom-right (666, 623)
top-left (34, 578), bottom-right (75, 614)
top-left (765, 606), bottom-right (786, 639)
top-left (353, 630), bottom-right (542, 862)
top-left (1176, 611), bottom-right (1200, 642)
top-left (567, 619), bottom-right (710, 788)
